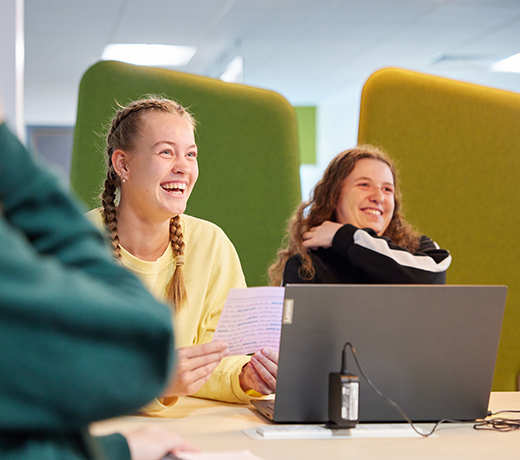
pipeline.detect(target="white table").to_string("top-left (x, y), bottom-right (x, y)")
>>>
top-left (91, 392), bottom-right (520, 459)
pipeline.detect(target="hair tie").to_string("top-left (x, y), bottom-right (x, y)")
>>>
top-left (175, 255), bottom-right (185, 267)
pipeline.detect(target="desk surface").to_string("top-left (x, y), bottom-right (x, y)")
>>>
top-left (91, 392), bottom-right (520, 459)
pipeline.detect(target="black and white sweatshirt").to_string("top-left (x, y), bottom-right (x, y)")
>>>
top-left (283, 224), bottom-right (451, 285)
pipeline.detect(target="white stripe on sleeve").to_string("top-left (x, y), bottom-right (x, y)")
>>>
top-left (354, 229), bottom-right (452, 273)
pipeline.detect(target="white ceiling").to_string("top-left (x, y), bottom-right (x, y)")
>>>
top-left (24, 0), bottom-right (520, 125)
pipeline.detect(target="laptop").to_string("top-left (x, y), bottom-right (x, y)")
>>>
top-left (251, 284), bottom-right (507, 423)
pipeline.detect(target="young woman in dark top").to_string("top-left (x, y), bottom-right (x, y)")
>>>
top-left (269, 145), bottom-right (451, 286)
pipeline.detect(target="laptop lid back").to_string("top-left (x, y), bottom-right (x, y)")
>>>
top-left (273, 284), bottom-right (506, 423)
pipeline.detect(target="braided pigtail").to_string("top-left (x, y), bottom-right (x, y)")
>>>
top-left (101, 160), bottom-right (121, 259)
top-left (166, 215), bottom-right (188, 311)
top-left (101, 101), bottom-right (142, 260)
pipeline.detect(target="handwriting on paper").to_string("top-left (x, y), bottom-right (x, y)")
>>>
top-left (212, 287), bottom-right (285, 356)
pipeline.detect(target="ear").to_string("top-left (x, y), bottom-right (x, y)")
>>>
top-left (111, 149), bottom-right (129, 178)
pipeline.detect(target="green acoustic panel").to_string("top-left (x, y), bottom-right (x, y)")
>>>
top-left (71, 61), bottom-right (301, 286)
top-left (294, 106), bottom-right (316, 164)
top-left (358, 67), bottom-right (520, 391)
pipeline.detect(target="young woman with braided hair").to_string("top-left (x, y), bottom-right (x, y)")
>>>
top-left (269, 145), bottom-right (451, 286)
top-left (87, 96), bottom-right (277, 413)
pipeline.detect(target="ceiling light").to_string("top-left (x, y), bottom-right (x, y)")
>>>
top-left (491, 53), bottom-right (520, 73)
top-left (101, 44), bottom-right (196, 67)
top-left (220, 56), bottom-right (244, 83)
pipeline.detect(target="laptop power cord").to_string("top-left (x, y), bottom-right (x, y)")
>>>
top-left (473, 410), bottom-right (520, 432)
top-left (326, 342), bottom-right (479, 437)
top-left (327, 343), bottom-right (519, 436)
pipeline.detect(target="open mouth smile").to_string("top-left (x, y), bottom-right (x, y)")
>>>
top-left (362, 208), bottom-right (382, 217)
top-left (161, 182), bottom-right (187, 196)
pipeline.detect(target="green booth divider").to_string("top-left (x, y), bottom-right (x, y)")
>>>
top-left (71, 61), bottom-right (301, 287)
top-left (358, 66), bottom-right (520, 391)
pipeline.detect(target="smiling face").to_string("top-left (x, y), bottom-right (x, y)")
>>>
top-left (116, 111), bottom-right (198, 223)
top-left (335, 158), bottom-right (395, 236)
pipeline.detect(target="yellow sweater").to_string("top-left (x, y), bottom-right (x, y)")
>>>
top-left (87, 210), bottom-right (253, 411)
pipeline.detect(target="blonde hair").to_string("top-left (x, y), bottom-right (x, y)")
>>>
top-left (102, 96), bottom-right (196, 311)
top-left (268, 145), bottom-right (420, 286)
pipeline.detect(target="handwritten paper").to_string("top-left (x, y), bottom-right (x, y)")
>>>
top-left (212, 287), bottom-right (284, 356)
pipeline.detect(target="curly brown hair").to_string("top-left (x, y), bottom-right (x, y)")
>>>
top-left (101, 96), bottom-right (196, 311)
top-left (268, 145), bottom-right (420, 286)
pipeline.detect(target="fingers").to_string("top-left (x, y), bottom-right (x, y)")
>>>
top-left (178, 341), bottom-right (229, 359)
top-left (302, 221), bottom-right (341, 249)
top-left (302, 228), bottom-right (315, 240)
top-left (172, 357), bottom-right (218, 394)
top-left (250, 348), bottom-right (277, 391)
top-left (302, 240), bottom-right (318, 250)
top-left (166, 342), bottom-right (229, 397)
top-left (266, 348), bottom-right (279, 365)
top-left (302, 229), bottom-right (318, 250)
top-left (176, 342), bottom-right (228, 370)
top-left (243, 363), bottom-right (274, 395)
top-left (252, 348), bottom-right (278, 372)
top-left (245, 363), bottom-right (272, 395)
top-left (239, 348), bottom-right (278, 395)
top-left (175, 343), bottom-right (229, 383)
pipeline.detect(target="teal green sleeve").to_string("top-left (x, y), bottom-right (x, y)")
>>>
top-left (0, 122), bottom-right (175, 432)
top-left (95, 434), bottom-right (131, 460)
top-left (0, 431), bottom-right (130, 460)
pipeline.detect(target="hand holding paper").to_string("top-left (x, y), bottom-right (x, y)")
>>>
top-left (164, 341), bottom-right (229, 397)
top-left (213, 287), bottom-right (284, 395)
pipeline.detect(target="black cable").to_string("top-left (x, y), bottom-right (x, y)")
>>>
top-left (344, 343), bottom-right (520, 435)
top-left (473, 410), bottom-right (520, 432)
top-left (342, 342), bottom-right (470, 437)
